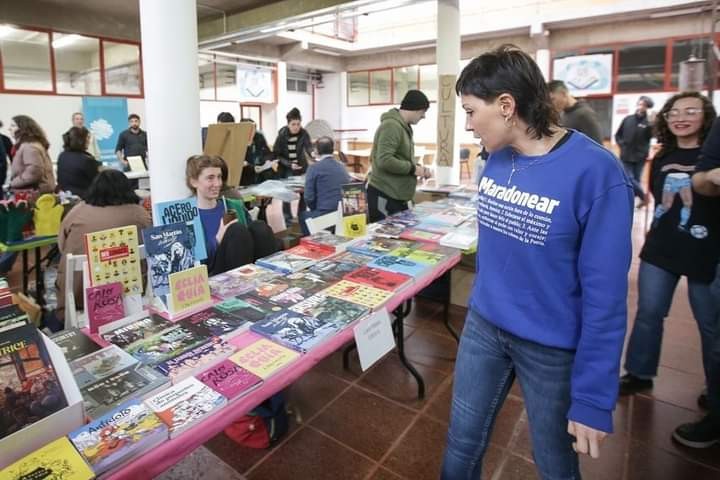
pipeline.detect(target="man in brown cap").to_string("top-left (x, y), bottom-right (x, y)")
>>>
top-left (367, 89), bottom-right (432, 222)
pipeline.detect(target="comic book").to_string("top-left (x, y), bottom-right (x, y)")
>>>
top-left (177, 307), bottom-right (250, 340)
top-left (142, 222), bottom-right (195, 304)
top-left (255, 251), bottom-right (316, 274)
top-left (368, 254), bottom-right (429, 278)
top-left (344, 266), bottom-right (413, 292)
top-left (0, 437), bottom-right (94, 480)
top-left (307, 259), bottom-right (363, 282)
top-left (124, 325), bottom-right (209, 367)
top-left (388, 247), bottom-right (446, 266)
top-left (49, 327), bottom-right (101, 362)
top-left (321, 279), bottom-right (393, 311)
top-left (100, 314), bottom-right (172, 350)
top-left (284, 271), bottom-right (332, 295)
top-left (347, 237), bottom-right (417, 257)
top-left (229, 338), bottom-right (300, 379)
top-left (299, 231), bottom-right (357, 252)
top-left (250, 311), bottom-right (338, 353)
top-left (154, 338), bottom-right (237, 384)
top-left (82, 365), bottom-right (169, 419)
top-left (153, 197), bottom-right (208, 261)
top-left (286, 243), bottom-right (335, 261)
top-left (399, 228), bottom-right (444, 243)
top-left (70, 345), bottom-right (139, 389)
top-left (84, 225), bottom-right (143, 295)
top-left (289, 294), bottom-right (369, 328)
top-left (213, 297), bottom-right (275, 324)
top-left (197, 359), bottom-right (262, 400)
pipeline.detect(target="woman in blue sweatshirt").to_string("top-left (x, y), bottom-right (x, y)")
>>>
top-left (441, 45), bottom-right (633, 479)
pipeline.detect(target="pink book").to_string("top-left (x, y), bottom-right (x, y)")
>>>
top-left (197, 359), bottom-right (263, 400)
top-left (86, 281), bottom-right (125, 333)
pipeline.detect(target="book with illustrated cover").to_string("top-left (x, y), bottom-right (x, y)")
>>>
top-left (208, 264), bottom-right (277, 299)
top-left (85, 282), bottom-right (125, 334)
top-left (82, 364), bottom-right (168, 419)
top-left (322, 280), bottom-right (393, 310)
top-left (0, 305), bottom-right (28, 331)
top-left (388, 247), bottom-right (446, 266)
top-left (101, 314), bottom-right (171, 350)
top-left (177, 307), bottom-right (250, 340)
top-left (250, 311), bottom-right (338, 353)
top-left (255, 251), bottom-right (316, 274)
top-left (232, 294), bottom-right (285, 318)
top-left (369, 254), bottom-right (429, 278)
top-left (49, 327), bottom-right (101, 362)
top-left (70, 344), bottom-right (139, 389)
top-left (370, 222), bottom-right (406, 239)
top-left (229, 338), bottom-right (300, 379)
top-left (266, 286), bottom-right (314, 308)
top-left (416, 242), bottom-right (460, 258)
top-left (332, 250), bottom-right (377, 266)
top-left (155, 337), bottom-right (236, 383)
top-left (380, 214), bottom-right (419, 227)
top-left (440, 229), bottom-right (477, 250)
top-left (252, 278), bottom-right (291, 299)
top-left (286, 243), bottom-right (335, 261)
top-left (342, 182), bottom-right (368, 217)
top-left (0, 324), bottom-right (68, 441)
top-left (68, 399), bottom-right (168, 475)
top-left (145, 376), bottom-right (226, 438)
top-left (413, 222), bottom-right (455, 235)
top-left (308, 259), bottom-right (363, 282)
top-left (84, 225), bottom-right (143, 295)
top-left (125, 325), bottom-right (209, 367)
top-left (197, 359), bottom-right (262, 400)
top-left (153, 197), bottom-right (208, 261)
top-left (299, 231), bottom-right (356, 252)
top-left (284, 271), bottom-right (331, 295)
top-left (344, 266), bottom-right (413, 292)
top-left (167, 265), bottom-right (212, 317)
top-left (289, 294), bottom-right (369, 328)
top-left (0, 437), bottom-right (94, 480)
top-left (214, 297), bottom-right (274, 324)
top-left (423, 210), bottom-right (471, 227)
top-left (347, 238), bottom-right (416, 257)
top-left (143, 222), bottom-right (195, 305)
top-left (399, 228), bottom-right (444, 243)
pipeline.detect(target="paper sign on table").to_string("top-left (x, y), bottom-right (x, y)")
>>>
top-left (353, 308), bottom-right (395, 371)
top-left (86, 281), bottom-right (125, 333)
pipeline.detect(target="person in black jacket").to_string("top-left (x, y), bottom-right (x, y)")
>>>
top-left (273, 108), bottom-right (312, 179)
top-left (240, 118), bottom-right (274, 186)
top-left (548, 80), bottom-right (603, 144)
top-left (615, 96), bottom-right (655, 205)
top-left (57, 126), bottom-right (100, 198)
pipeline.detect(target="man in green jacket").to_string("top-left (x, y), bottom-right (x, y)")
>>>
top-left (368, 89), bottom-right (432, 222)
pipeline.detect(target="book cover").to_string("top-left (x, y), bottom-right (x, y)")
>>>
top-left (197, 359), bottom-right (262, 400)
top-left (70, 344), bottom-right (139, 389)
top-left (369, 254), bottom-right (429, 278)
top-left (299, 231), bottom-right (356, 252)
top-left (286, 243), bottom-right (335, 261)
top-left (68, 399), bottom-right (168, 475)
top-left (371, 222), bottom-right (406, 239)
top-left (84, 225), bottom-right (143, 295)
top-left (208, 264), bottom-right (278, 299)
top-left (145, 376), bottom-right (226, 437)
top-left (85, 281), bottom-right (125, 334)
top-left (143, 222), bottom-right (195, 304)
top-left (308, 259), bottom-right (363, 282)
top-left (232, 294), bottom-right (285, 318)
top-left (344, 266), bottom-right (413, 292)
top-left (440, 229), bottom-right (477, 250)
top-left (341, 182), bottom-right (368, 217)
top-left (341, 214), bottom-right (367, 238)
top-left (388, 247), bottom-right (446, 266)
top-left (177, 307), bottom-right (249, 340)
top-left (252, 278), bottom-right (291, 299)
top-left (332, 250), bottom-right (377, 266)
top-left (413, 222), bottom-right (455, 235)
top-left (284, 271), bottom-right (331, 295)
top-left (289, 294), bottom-right (369, 328)
top-left (347, 238), bottom-right (416, 257)
top-left (250, 311), bottom-right (338, 353)
top-left (322, 280), bottom-right (393, 310)
top-left (0, 324), bottom-right (68, 441)
top-left (0, 436), bottom-right (94, 480)
top-left (423, 210), bottom-right (471, 227)
top-left (0, 305), bottom-right (29, 330)
top-left (82, 364), bottom-right (168, 419)
top-left (416, 242), bottom-right (459, 258)
top-left (154, 337), bottom-right (236, 383)
top-left (100, 314), bottom-right (171, 350)
top-left (153, 197), bottom-right (208, 261)
top-left (229, 338), bottom-right (300, 379)
top-left (49, 328), bottom-right (101, 362)
top-left (125, 325), bottom-right (209, 366)
top-left (255, 251), bottom-right (315, 274)
top-left (399, 228), bottom-right (444, 243)
top-left (168, 265), bottom-right (212, 316)
top-left (214, 297), bottom-right (274, 324)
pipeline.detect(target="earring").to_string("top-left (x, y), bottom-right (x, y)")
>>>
top-left (504, 115), bottom-right (513, 128)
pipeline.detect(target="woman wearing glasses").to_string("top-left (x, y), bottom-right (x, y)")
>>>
top-left (620, 92), bottom-right (719, 399)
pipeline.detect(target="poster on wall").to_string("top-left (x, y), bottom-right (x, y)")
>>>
top-left (82, 97), bottom-right (129, 168)
top-left (237, 67), bottom-right (274, 104)
top-left (552, 54), bottom-right (613, 96)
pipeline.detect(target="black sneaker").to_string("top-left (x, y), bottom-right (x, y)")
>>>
top-left (672, 415), bottom-right (720, 448)
top-left (698, 389), bottom-right (709, 410)
top-left (619, 373), bottom-right (653, 396)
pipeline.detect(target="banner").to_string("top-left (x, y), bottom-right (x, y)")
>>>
top-left (82, 97), bottom-right (128, 167)
top-left (552, 54), bottom-right (613, 96)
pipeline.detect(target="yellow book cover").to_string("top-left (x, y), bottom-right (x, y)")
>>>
top-left (168, 265), bottom-right (211, 316)
top-left (230, 338), bottom-right (300, 379)
top-left (342, 214), bottom-right (367, 238)
top-left (322, 279), bottom-right (392, 310)
top-left (0, 437), bottom-right (94, 480)
top-left (84, 225), bottom-right (142, 295)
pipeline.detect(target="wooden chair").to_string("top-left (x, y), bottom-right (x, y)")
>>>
top-left (459, 148), bottom-right (471, 180)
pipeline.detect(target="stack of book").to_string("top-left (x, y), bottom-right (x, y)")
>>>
top-left (299, 231), bottom-right (358, 252)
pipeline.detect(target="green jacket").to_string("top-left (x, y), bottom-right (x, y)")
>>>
top-left (368, 108), bottom-right (417, 201)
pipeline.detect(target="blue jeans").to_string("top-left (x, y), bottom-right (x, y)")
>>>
top-left (442, 309), bottom-right (580, 480)
top-left (707, 267), bottom-right (720, 420)
top-left (625, 261), bottom-right (717, 381)
top-left (622, 161), bottom-right (645, 199)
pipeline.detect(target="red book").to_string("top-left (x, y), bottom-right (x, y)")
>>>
top-left (287, 243), bottom-right (335, 260)
top-left (344, 266), bottom-right (413, 292)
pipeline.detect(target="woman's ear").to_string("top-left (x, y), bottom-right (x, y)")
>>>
top-left (497, 93), bottom-right (516, 118)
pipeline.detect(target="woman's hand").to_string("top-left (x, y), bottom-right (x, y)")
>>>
top-left (215, 218), bottom-right (238, 245)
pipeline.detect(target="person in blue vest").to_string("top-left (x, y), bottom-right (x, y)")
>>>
top-left (441, 45), bottom-right (633, 479)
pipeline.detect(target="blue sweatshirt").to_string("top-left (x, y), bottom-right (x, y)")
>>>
top-left (470, 132), bottom-right (633, 433)
top-left (304, 155), bottom-right (351, 212)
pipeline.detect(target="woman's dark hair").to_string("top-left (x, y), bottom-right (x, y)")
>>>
top-left (84, 170), bottom-right (140, 207)
top-left (63, 127), bottom-right (90, 152)
top-left (217, 112), bottom-right (235, 123)
top-left (654, 92), bottom-right (716, 160)
top-left (12, 115), bottom-right (50, 149)
top-left (455, 45), bottom-right (559, 139)
top-left (286, 108), bottom-right (302, 123)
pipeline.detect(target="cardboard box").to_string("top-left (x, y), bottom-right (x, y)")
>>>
top-left (204, 122), bottom-right (255, 187)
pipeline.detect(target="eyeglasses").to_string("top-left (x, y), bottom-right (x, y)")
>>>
top-left (663, 108), bottom-right (703, 120)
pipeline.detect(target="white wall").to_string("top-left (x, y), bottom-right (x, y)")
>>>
top-left (315, 72), bottom-right (341, 132)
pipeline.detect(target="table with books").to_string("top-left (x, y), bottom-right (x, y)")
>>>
top-left (0, 235), bottom-right (58, 306)
top-left (0, 197), bottom-right (478, 480)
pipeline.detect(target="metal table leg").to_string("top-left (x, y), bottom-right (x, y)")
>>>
top-left (34, 246), bottom-right (45, 306)
top-left (22, 249), bottom-right (29, 295)
top-left (393, 299), bottom-right (425, 399)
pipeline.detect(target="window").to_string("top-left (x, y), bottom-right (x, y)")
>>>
top-left (583, 97), bottom-right (613, 141)
top-left (0, 27), bottom-right (52, 91)
top-left (419, 64), bottom-right (437, 101)
top-left (54, 34), bottom-right (101, 95)
top-left (348, 71), bottom-right (369, 106)
top-left (103, 40), bottom-right (141, 95)
top-left (198, 54), bottom-right (215, 100)
top-left (393, 66), bottom-right (418, 103)
top-left (671, 38), bottom-right (717, 89)
top-left (287, 78), bottom-right (309, 93)
top-left (215, 63), bottom-right (237, 100)
top-left (369, 69), bottom-right (392, 104)
top-left (617, 42), bottom-right (666, 92)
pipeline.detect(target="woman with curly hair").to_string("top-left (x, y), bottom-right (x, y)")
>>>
top-left (620, 92), bottom-right (719, 398)
top-left (8, 115), bottom-right (56, 193)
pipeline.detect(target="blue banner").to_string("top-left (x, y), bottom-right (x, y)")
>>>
top-left (82, 97), bottom-right (128, 168)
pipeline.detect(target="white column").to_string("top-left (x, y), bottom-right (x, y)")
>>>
top-left (139, 0), bottom-right (201, 206)
top-left (435, 0), bottom-right (461, 185)
top-left (275, 61), bottom-right (288, 132)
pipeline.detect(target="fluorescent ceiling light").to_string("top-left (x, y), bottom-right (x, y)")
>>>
top-left (0, 25), bottom-right (15, 39)
top-left (649, 7), bottom-right (703, 18)
top-left (400, 43), bottom-right (435, 51)
top-left (52, 34), bottom-right (82, 49)
top-left (313, 48), bottom-right (342, 56)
